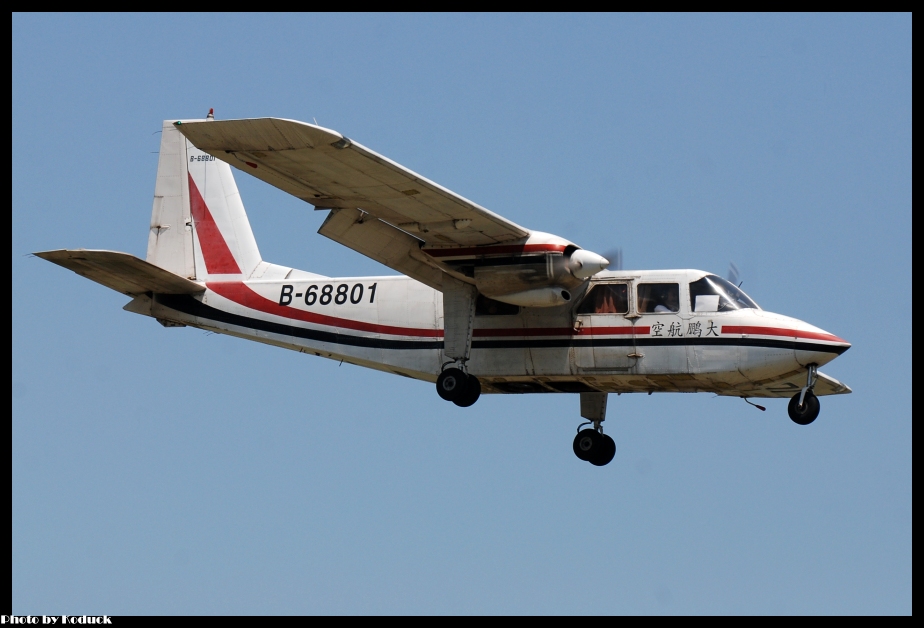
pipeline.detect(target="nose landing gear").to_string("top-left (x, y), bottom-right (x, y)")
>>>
top-left (788, 364), bottom-right (821, 425)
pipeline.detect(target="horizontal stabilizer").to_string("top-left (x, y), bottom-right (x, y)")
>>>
top-left (35, 249), bottom-right (205, 296)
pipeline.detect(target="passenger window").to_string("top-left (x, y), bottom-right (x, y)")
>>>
top-left (689, 275), bottom-right (759, 312)
top-left (475, 294), bottom-right (520, 316)
top-left (576, 284), bottom-right (629, 314)
top-left (637, 283), bottom-right (680, 313)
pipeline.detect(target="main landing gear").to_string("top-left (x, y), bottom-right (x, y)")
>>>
top-left (436, 366), bottom-right (482, 407)
top-left (788, 364), bottom-right (821, 425)
top-left (573, 391), bottom-right (615, 466)
top-left (437, 277), bottom-right (482, 407)
top-left (573, 425), bottom-right (616, 467)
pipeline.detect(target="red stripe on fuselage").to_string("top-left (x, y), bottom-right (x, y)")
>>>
top-left (207, 282), bottom-right (442, 337)
top-left (422, 243), bottom-right (568, 258)
top-left (205, 282), bottom-right (646, 339)
top-left (721, 325), bottom-right (847, 343)
top-left (473, 325), bottom-right (643, 337)
top-left (188, 174), bottom-right (242, 275)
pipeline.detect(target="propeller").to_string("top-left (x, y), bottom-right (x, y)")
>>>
top-left (600, 248), bottom-right (623, 271)
top-left (568, 249), bottom-right (610, 279)
top-left (727, 261), bottom-right (741, 287)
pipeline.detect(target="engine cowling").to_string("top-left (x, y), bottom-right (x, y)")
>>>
top-left (472, 247), bottom-right (608, 307)
top-left (423, 233), bottom-right (609, 308)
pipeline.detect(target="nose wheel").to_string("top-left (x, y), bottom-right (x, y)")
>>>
top-left (573, 425), bottom-right (616, 466)
top-left (788, 391), bottom-right (820, 425)
top-left (788, 364), bottom-right (821, 425)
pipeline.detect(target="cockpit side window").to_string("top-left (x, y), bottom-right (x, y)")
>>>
top-left (689, 275), bottom-right (759, 312)
top-left (576, 283), bottom-right (629, 315)
top-left (637, 283), bottom-right (680, 313)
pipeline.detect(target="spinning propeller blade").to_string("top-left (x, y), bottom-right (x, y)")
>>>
top-left (601, 248), bottom-right (623, 271)
top-left (727, 261), bottom-right (741, 286)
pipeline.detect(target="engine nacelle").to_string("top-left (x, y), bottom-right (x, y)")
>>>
top-left (491, 287), bottom-right (572, 307)
top-left (425, 233), bottom-right (609, 308)
top-left (473, 251), bottom-right (580, 300)
top-left (473, 248), bottom-right (608, 307)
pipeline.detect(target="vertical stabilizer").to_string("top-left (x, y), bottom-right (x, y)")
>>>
top-left (147, 121), bottom-right (196, 278)
top-left (146, 118), bottom-right (262, 280)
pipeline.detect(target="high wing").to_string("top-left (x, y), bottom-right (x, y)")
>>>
top-left (174, 118), bottom-right (531, 288)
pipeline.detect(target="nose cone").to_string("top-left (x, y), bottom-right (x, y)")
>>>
top-left (753, 310), bottom-right (851, 360)
top-left (569, 249), bottom-right (609, 279)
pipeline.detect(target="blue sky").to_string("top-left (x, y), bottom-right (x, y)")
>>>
top-left (13, 13), bottom-right (911, 614)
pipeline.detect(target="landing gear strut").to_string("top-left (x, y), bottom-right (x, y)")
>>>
top-left (437, 277), bottom-right (481, 407)
top-left (788, 364), bottom-right (821, 425)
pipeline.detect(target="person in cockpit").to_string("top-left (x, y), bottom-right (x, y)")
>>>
top-left (651, 284), bottom-right (680, 313)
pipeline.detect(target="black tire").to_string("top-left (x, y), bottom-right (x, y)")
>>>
top-left (573, 429), bottom-right (600, 462)
top-left (453, 375), bottom-right (481, 408)
top-left (788, 390), bottom-right (820, 425)
top-left (437, 368), bottom-right (467, 402)
top-left (590, 434), bottom-right (616, 467)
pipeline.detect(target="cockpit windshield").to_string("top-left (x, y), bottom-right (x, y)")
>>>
top-left (689, 275), bottom-right (759, 312)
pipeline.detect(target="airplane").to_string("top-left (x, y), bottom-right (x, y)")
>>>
top-left (36, 112), bottom-right (852, 467)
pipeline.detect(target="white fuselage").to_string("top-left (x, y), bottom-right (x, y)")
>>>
top-left (139, 267), bottom-right (848, 397)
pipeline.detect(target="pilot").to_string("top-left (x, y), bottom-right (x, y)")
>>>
top-left (654, 286), bottom-right (678, 313)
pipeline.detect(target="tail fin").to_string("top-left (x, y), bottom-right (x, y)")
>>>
top-left (146, 119), bottom-right (262, 280)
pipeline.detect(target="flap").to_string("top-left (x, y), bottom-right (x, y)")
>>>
top-left (317, 209), bottom-right (452, 291)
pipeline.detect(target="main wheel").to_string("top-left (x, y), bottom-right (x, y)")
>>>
top-left (573, 429), bottom-right (600, 462)
top-left (590, 434), bottom-right (616, 467)
top-left (436, 368), bottom-right (468, 402)
top-left (453, 375), bottom-right (481, 408)
top-left (788, 390), bottom-right (820, 425)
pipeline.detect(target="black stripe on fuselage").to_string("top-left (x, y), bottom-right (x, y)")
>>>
top-left (154, 294), bottom-right (849, 356)
top-left (155, 294), bottom-right (443, 350)
top-left (473, 336), bottom-right (849, 354)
